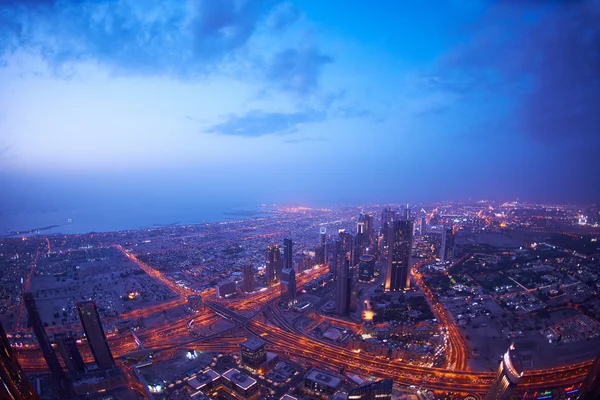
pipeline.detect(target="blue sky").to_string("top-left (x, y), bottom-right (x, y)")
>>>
top-left (0, 0), bottom-right (598, 208)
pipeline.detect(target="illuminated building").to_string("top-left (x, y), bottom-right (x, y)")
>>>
top-left (266, 244), bottom-right (281, 285)
top-left (358, 255), bottom-right (375, 282)
top-left (420, 216), bottom-right (427, 235)
top-left (280, 268), bottom-right (297, 304)
top-left (385, 220), bottom-right (413, 291)
top-left (440, 226), bottom-right (455, 263)
top-left (240, 338), bottom-right (267, 370)
top-left (23, 292), bottom-right (68, 387)
top-left (336, 258), bottom-right (352, 316)
top-left (0, 320), bottom-right (39, 400)
top-left (55, 332), bottom-right (85, 376)
top-left (187, 368), bottom-right (221, 393)
top-left (216, 280), bottom-right (236, 297)
top-left (303, 368), bottom-right (342, 399)
top-left (221, 368), bottom-right (258, 399)
top-left (320, 226), bottom-right (327, 264)
top-left (187, 294), bottom-right (203, 312)
top-left (348, 379), bottom-right (393, 400)
top-left (582, 352), bottom-right (600, 399)
top-left (403, 204), bottom-right (411, 221)
top-left (242, 265), bottom-right (254, 293)
top-left (284, 238), bottom-right (293, 271)
top-left (77, 301), bottom-right (115, 370)
top-left (484, 344), bottom-right (523, 400)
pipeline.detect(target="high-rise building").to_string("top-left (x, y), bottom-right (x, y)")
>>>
top-left (440, 226), bottom-right (455, 263)
top-left (55, 332), bottom-right (85, 377)
top-left (582, 352), bottom-right (600, 400)
top-left (348, 379), bottom-right (393, 400)
top-left (403, 204), bottom-right (411, 221)
top-left (265, 244), bottom-right (281, 285)
top-left (320, 226), bottom-right (328, 265)
top-left (283, 238), bottom-right (293, 271)
top-left (358, 255), bottom-right (375, 282)
top-left (240, 337), bottom-right (267, 370)
top-left (280, 268), bottom-right (297, 305)
top-left (484, 344), bottom-right (523, 400)
top-left (0, 320), bottom-right (40, 400)
top-left (336, 258), bottom-right (352, 316)
top-left (242, 264), bottom-right (254, 293)
top-left (385, 220), bottom-right (413, 291)
top-left (420, 216), bottom-right (427, 235)
top-left (23, 292), bottom-right (68, 387)
top-left (216, 280), bottom-right (236, 297)
top-left (381, 207), bottom-right (398, 246)
top-left (77, 301), bottom-right (115, 370)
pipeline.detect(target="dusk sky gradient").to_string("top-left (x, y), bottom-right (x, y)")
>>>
top-left (1, 0), bottom-right (599, 212)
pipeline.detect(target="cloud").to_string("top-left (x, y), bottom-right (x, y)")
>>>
top-left (204, 109), bottom-right (325, 137)
top-left (266, 1), bottom-right (301, 31)
top-left (437, 0), bottom-right (600, 141)
top-left (267, 47), bottom-right (332, 95)
top-left (0, 0), bottom-right (294, 77)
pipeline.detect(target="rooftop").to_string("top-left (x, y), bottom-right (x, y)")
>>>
top-left (304, 368), bottom-right (342, 389)
top-left (222, 368), bottom-right (257, 390)
top-left (241, 337), bottom-right (266, 352)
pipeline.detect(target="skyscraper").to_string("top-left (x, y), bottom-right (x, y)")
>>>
top-left (336, 258), bottom-right (352, 316)
top-left (0, 320), bottom-right (40, 400)
top-left (420, 216), bottom-right (427, 235)
top-left (385, 220), bottom-right (413, 291)
top-left (403, 204), bottom-right (411, 221)
top-left (265, 244), bottom-right (281, 285)
top-left (484, 344), bottom-right (523, 400)
top-left (348, 379), bottom-right (393, 400)
top-left (23, 292), bottom-right (68, 387)
top-left (440, 226), bottom-right (455, 263)
top-left (77, 301), bottom-right (115, 370)
top-left (55, 332), bottom-right (85, 377)
top-left (283, 238), bottom-right (293, 271)
top-left (280, 268), bottom-right (297, 305)
top-left (242, 264), bottom-right (254, 293)
top-left (358, 255), bottom-right (375, 282)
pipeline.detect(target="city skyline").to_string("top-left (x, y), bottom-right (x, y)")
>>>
top-left (0, 0), bottom-right (599, 211)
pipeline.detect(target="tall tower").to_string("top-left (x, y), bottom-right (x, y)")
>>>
top-left (77, 301), bottom-right (115, 370)
top-left (385, 220), bottom-right (413, 291)
top-left (242, 264), bottom-right (254, 293)
top-left (0, 320), bottom-right (40, 400)
top-left (484, 344), bottom-right (523, 400)
top-left (23, 292), bottom-right (67, 387)
top-left (280, 268), bottom-right (297, 305)
top-left (403, 204), bottom-right (411, 221)
top-left (336, 258), bottom-right (352, 316)
top-left (320, 226), bottom-right (327, 264)
top-left (440, 228), bottom-right (447, 263)
top-left (283, 238), bottom-right (293, 271)
top-left (55, 332), bottom-right (85, 376)
top-left (265, 244), bottom-right (280, 285)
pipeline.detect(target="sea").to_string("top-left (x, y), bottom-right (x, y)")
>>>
top-left (0, 203), bottom-right (273, 237)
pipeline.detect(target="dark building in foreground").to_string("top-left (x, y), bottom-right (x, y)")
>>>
top-left (336, 258), bottom-right (352, 316)
top-left (385, 220), bottom-right (413, 291)
top-left (283, 238), bottom-right (293, 271)
top-left (240, 337), bottom-right (267, 370)
top-left (484, 344), bottom-right (523, 400)
top-left (582, 352), bottom-right (600, 400)
top-left (0, 320), bottom-right (39, 400)
top-left (242, 264), bottom-right (254, 293)
top-left (55, 332), bottom-right (85, 377)
top-left (280, 268), bottom-right (297, 305)
top-left (77, 301), bottom-right (115, 370)
top-left (23, 292), bottom-right (68, 388)
top-left (348, 378), bottom-right (393, 400)
top-left (266, 244), bottom-right (281, 285)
